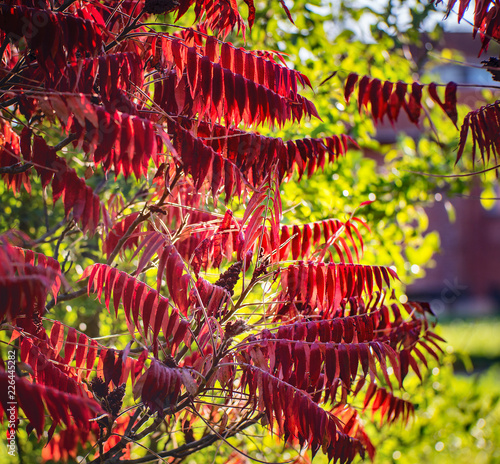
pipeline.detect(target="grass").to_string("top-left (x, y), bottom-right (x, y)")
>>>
top-left (436, 318), bottom-right (500, 372)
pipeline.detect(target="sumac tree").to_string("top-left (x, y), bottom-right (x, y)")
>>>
top-left (0, 0), bottom-right (495, 463)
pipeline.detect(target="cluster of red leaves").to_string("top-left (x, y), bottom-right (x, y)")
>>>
top-left (175, 0), bottom-right (253, 38)
top-left (432, 0), bottom-right (500, 54)
top-left (7, 295), bottom-right (156, 454)
top-left (363, 384), bottom-right (414, 425)
top-left (0, 120), bottom-right (102, 233)
top-left (232, 295), bottom-right (440, 460)
top-left (457, 100), bottom-right (500, 167)
top-left (176, 119), bottom-right (355, 185)
top-left (175, 211), bottom-right (239, 269)
top-left (165, 119), bottom-right (247, 196)
top-left (150, 34), bottom-right (314, 128)
top-left (189, 276), bottom-right (232, 318)
top-left (0, 5), bottom-right (102, 75)
top-left (12, 263), bottom-right (198, 447)
top-left (46, 322), bottom-right (99, 381)
top-left (14, 247), bottom-right (61, 298)
top-left (157, 239), bottom-right (233, 318)
top-left (2, 317), bottom-right (103, 441)
top-left (0, 368), bottom-right (102, 437)
top-left (40, 94), bottom-right (163, 181)
top-left (0, 121), bottom-right (31, 194)
top-left (43, 321), bottom-right (147, 391)
top-left (102, 187), bottom-right (238, 270)
top-left (84, 263), bottom-right (191, 355)
top-left (0, 1), bottom-right (351, 203)
top-left (20, 337), bottom-right (92, 398)
top-left (133, 359), bottom-right (185, 414)
top-left (14, 51), bottom-right (143, 119)
top-left (101, 187), bottom-right (370, 306)
top-left (103, 212), bottom-right (142, 259)
top-left (344, 73), bottom-right (458, 126)
top-left (190, 210), bottom-right (240, 275)
top-left (276, 262), bottom-right (398, 318)
top-left (96, 347), bottom-right (148, 388)
top-left (99, 52), bottom-right (144, 106)
top-left (15, 314), bottom-right (146, 398)
top-left (7, 318), bottom-right (152, 460)
top-left (275, 217), bottom-right (367, 263)
top-left (41, 414), bottom-right (132, 462)
top-left (157, 244), bottom-right (192, 314)
top-left (26, 127), bottom-right (103, 233)
top-left (330, 405), bottom-right (375, 459)
top-left (240, 366), bottom-right (364, 462)
top-left (41, 424), bottom-right (97, 463)
top-left (153, 62), bottom-right (314, 128)
top-left (0, 243), bottom-right (61, 322)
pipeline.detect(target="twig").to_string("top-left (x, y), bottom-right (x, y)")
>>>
top-left (118, 416), bottom-right (262, 464)
top-left (401, 163), bottom-right (500, 178)
top-left (54, 133), bottom-right (78, 151)
top-left (104, 10), bottom-right (146, 52)
top-left (106, 210), bottom-right (150, 265)
top-left (45, 287), bottom-right (87, 311)
top-left (0, 33), bottom-right (11, 62)
top-left (0, 97), bottom-right (19, 109)
top-left (33, 219), bottom-right (66, 244)
top-left (0, 163), bottom-right (32, 174)
top-left (42, 188), bottom-right (49, 232)
top-left (57, 0), bottom-right (78, 12)
top-left (53, 221), bottom-right (74, 260)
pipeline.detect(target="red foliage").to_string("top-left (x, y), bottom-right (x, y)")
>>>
top-left (0, 243), bottom-right (61, 322)
top-left (456, 100), bottom-right (500, 167)
top-left (343, 73), bottom-right (458, 126)
top-left (0, 369), bottom-right (102, 438)
top-left (432, 0), bottom-right (500, 54)
top-left (0, 1), bottom-right (454, 463)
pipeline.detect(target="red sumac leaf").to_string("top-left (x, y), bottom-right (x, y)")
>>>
top-left (344, 73), bottom-right (358, 103)
top-left (444, 81), bottom-right (458, 126)
top-left (309, 342), bottom-right (322, 385)
top-left (63, 327), bottom-right (78, 365)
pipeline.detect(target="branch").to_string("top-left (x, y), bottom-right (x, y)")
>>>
top-left (45, 287), bottom-right (86, 311)
top-left (0, 33), bottom-right (11, 62)
top-left (106, 210), bottom-right (150, 266)
top-left (0, 97), bottom-right (19, 109)
top-left (0, 163), bottom-right (32, 174)
top-left (53, 221), bottom-right (75, 261)
top-left (57, 0), bottom-right (78, 12)
top-left (0, 134), bottom-right (75, 175)
top-left (33, 219), bottom-right (66, 244)
top-left (104, 10), bottom-right (146, 52)
top-left (119, 416), bottom-right (261, 464)
top-left (402, 163), bottom-right (500, 178)
top-left (54, 133), bottom-right (78, 151)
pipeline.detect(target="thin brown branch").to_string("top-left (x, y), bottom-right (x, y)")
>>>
top-left (0, 163), bottom-right (32, 174)
top-left (104, 10), bottom-right (146, 52)
top-left (45, 287), bottom-right (86, 311)
top-left (57, 0), bottom-right (78, 11)
top-left (123, 416), bottom-right (262, 464)
top-left (54, 133), bottom-right (78, 151)
top-left (402, 163), bottom-right (500, 178)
